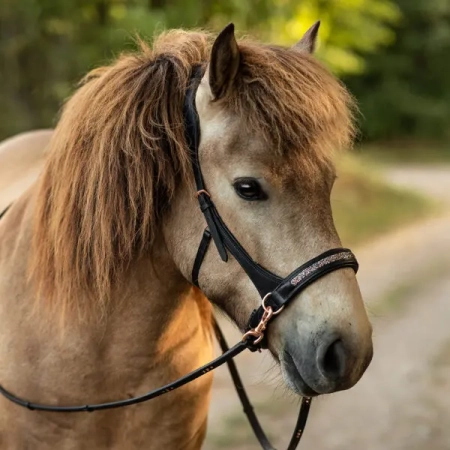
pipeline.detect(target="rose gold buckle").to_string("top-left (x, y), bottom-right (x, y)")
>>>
top-left (242, 293), bottom-right (284, 346)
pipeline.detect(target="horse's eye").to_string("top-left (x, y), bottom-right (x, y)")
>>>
top-left (233, 178), bottom-right (267, 201)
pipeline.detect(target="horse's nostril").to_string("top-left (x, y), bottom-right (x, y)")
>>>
top-left (317, 338), bottom-right (347, 380)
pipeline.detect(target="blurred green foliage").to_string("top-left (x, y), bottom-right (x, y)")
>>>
top-left (344, 0), bottom-right (450, 142)
top-left (0, 0), bottom-right (449, 147)
top-left (270, 0), bottom-right (400, 74)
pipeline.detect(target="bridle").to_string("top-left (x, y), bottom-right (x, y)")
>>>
top-left (0, 67), bottom-right (359, 450)
top-left (185, 65), bottom-right (359, 349)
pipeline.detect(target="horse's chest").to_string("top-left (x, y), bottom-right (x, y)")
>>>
top-left (0, 309), bottom-right (213, 449)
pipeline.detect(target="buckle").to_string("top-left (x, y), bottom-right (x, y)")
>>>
top-left (242, 293), bottom-right (284, 347)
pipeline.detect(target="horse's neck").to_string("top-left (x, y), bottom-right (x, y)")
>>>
top-left (2, 186), bottom-right (211, 358)
top-left (102, 242), bottom-right (214, 379)
top-left (0, 188), bottom-right (214, 448)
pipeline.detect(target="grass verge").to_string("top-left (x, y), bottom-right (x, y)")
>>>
top-left (332, 154), bottom-right (438, 247)
top-left (356, 141), bottom-right (450, 165)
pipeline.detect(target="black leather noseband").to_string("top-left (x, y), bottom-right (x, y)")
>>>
top-left (0, 67), bottom-right (359, 450)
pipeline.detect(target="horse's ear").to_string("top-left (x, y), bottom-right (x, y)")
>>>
top-left (293, 21), bottom-right (320, 54)
top-left (208, 23), bottom-right (241, 100)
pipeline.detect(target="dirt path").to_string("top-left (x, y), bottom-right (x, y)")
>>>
top-left (296, 275), bottom-right (450, 450)
top-left (383, 165), bottom-right (450, 205)
top-left (203, 165), bottom-right (450, 449)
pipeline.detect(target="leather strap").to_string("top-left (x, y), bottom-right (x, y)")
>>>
top-left (214, 321), bottom-right (312, 450)
top-left (214, 322), bottom-right (276, 450)
top-left (209, 205), bottom-right (283, 297)
top-left (270, 248), bottom-right (358, 310)
top-left (0, 337), bottom-right (248, 412)
top-left (192, 228), bottom-right (212, 287)
top-left (0, 204), bottom-right (11, 220)
top-left (194, 195), bottom-right (283, 297)
top-left (287, 397), bottom-right (312, 450)
top-left (184, 68), bottom-right (228, 262)
top-left (197, 193), bottom-right (228, 261)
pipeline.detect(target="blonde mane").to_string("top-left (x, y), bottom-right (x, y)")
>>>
top-left (31, 29), bottom-right (355, 317)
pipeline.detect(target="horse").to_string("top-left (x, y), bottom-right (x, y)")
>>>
top-left (0, 23), bottom-right (373, 449)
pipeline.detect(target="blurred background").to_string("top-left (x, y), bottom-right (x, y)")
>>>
top-left (1, 0), bottom-right (450, 449)
top-left (1, 0), bottom-right (450, 149)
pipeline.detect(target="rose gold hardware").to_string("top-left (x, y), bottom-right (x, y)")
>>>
top-left (242, 293), bottom-right (283, 345)
top-left (261, 292), bottom-right (284, 315)
top-left (196, 189), bottom-right (210, 198)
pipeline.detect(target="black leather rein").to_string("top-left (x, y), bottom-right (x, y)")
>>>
top-left (0, 67), bottom-right (358, 450)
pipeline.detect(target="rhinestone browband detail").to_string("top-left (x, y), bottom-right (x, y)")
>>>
top-left (290, 252), bottom-right (353, 286)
